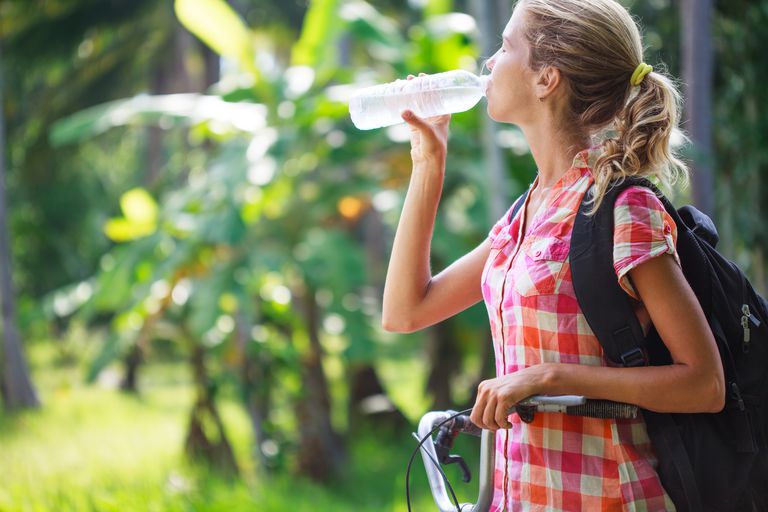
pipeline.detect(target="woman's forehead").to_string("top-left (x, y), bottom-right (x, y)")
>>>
top-left (503, 5), bottom-right (525, 41)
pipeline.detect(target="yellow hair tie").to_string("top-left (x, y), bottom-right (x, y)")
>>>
top-left (630, 63), bottom-right (653, 86)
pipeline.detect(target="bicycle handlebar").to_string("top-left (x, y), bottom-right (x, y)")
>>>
top-left (416, 411), bottom-right (496, 512)
top-left (416, 395), bottom-right (638, 511)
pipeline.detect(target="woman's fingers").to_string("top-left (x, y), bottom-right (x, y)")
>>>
top-left (402, 72), bottom-right (451, 127)
top-left (430, 113), bottom-right (451, 125)
top-left (495, 398), bottom-right (512, 429)
top-left (472, 380), bottom-right (504, 431)
top-left (482, 395), bottom-right (499, 430)
top-left (470, 382), bottom-right (489, 428)
top-left (471, 378), bottom-right (518, 430)
top-left (401, 72), bottom-right (450, 164)
top-left (401, 109), bottom-right (427, 128)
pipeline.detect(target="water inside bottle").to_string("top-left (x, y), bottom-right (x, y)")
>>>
top-left (350, 85), bottom-right (484, 130)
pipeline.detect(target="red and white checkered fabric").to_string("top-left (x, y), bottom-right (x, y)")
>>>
top-left (481, 149), bottom-right (678, 511)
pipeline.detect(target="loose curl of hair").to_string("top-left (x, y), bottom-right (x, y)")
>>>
top-left (517, 0), bottom-right (688, 212)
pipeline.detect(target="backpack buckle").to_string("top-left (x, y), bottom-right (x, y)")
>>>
top-left (620, 347), bottom-right (647, 367)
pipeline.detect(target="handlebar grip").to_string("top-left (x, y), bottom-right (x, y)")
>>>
top-left (507, 396), bottom-right (638, 421)
top-left (566, 399), bottom-right (638, 419)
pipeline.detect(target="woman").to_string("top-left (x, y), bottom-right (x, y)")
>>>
top-left (381, 0), bottom-right (725, 510)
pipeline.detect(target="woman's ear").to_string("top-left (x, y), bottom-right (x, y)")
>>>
top-left (535, 66), bottom-right (561, 101)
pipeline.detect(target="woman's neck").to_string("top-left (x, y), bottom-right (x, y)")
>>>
top-left (522, 123), bottom-right (591, 189)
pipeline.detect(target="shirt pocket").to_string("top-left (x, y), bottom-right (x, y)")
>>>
top-left (512, 236), bottom-right (570, 296)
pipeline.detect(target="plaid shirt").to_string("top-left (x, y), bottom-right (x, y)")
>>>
top-left (481, 149), bottom-right (678, 511)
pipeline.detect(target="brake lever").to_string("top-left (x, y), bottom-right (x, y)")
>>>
top-left (433, 420), bottom-right (473, 483)
top-left (444, 453), bottom-right (472, 483)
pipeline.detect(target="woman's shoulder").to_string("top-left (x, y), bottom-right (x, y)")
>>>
top-left (612, 183), bottom-right (675, 234)
top-left (612, 183), bottom-right (674, 229)
top-left (613, 184), bottom-right (665, 211)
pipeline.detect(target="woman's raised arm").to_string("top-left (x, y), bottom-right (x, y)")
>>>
top-left (381, 79), bottom-right (490, 333)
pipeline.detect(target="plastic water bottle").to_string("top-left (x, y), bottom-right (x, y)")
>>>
top-left (349, 70), bottom-right (489, 130)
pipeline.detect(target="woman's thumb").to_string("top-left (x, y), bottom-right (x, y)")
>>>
top-left (401, 109), bottom-right (425, 129)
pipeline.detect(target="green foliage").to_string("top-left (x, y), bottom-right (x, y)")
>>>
top-left (0, 348), bottom-right (454, 511)
top-left (713, 0), bottom-right (768, 254)
top-left (291, 0), bottom-right (341, 73)
top-left (3, 0), bottom-right (175, 296)
top-left (175, 0), bottom-right (258, 76)
top-left (104, 188), bottom-right (159, 241)
top-left (30, 0), bottom-right (536, 463)
top-left (11, 0), bottom-right (768, 496)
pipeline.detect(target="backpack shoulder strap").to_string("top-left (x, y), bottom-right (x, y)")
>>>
top-left (570, 177), bottom-right (653, 367)
top-left (507, 189), bottom-right (529, 224)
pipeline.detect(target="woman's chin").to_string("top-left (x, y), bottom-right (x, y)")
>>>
top-left (486, 104), bottom-right (508, 123)
top-left (486, 104), bottom-right (499, 122)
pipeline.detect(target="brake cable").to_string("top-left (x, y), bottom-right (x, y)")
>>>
top-left (406, 408), bottom-right (473, 512)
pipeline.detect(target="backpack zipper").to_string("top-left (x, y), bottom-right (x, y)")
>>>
top-left (730, 381), bottom-right (746, 411)
top-left (741, 304), bottom-right (751, 354)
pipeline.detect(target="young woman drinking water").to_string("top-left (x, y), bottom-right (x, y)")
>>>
top-left (382, 0), bottom-right (725, 509)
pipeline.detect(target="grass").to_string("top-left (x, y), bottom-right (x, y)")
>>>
top-left (0, 343), bottom-right (481, 511)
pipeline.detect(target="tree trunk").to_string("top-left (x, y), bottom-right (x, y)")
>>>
top-left (471, 0), bottom-right (510, 222)
top-left (234, 308), bottom-right (274, 472)
top-left (184, 341), bottom-right (239, 475)
top-left (119, 343), bottom-right (143, 392)
top-left (753, 247), bottom-right (766, 297)
top-left (468, 330), bottom-right (495, 406)
top-left (347, 363), bottom-right (404, 432)
top-left (294, 284), bottom-right (343, 482)
top-left (0, 42), bottom-right (39, 410)
top-left (346, 208), bottom-right (404, 429)
top-left (681, 0), bottom-right (715, 216)
top-left (425, 320), bottom-right (461, 409)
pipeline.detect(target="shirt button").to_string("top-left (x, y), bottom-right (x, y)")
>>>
top-left (534, 250), bottom-right (542, 257)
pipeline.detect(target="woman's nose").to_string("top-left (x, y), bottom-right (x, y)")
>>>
top-left (486, 49), bottom-right (500, 71)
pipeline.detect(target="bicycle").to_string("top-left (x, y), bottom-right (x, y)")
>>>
top-left (410, 395), bottom-right (639, 512)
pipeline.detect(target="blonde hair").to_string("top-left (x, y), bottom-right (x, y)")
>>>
top-left (516, 0), bottom-right (688, 211)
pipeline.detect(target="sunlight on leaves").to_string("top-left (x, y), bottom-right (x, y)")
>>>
top-left (121, 188), bottom-right (158, 225)
top-left (174, 0), bottom-right (255, 73)
top-left (291, 0), bottom-right (340, 73)
top-left (104, 188), bottom-right (158, 242)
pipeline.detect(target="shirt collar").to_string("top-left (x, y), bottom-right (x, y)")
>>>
top-left (543, 146), bottom-right (598, 192)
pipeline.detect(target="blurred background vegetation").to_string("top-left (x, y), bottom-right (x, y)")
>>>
top-left (0, 0), bottom-right (766, 510)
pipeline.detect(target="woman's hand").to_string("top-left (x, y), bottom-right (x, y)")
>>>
top-left (470, 364), bottom-right (555, 431)
top-left (401, 73), bottom-right (451, 168)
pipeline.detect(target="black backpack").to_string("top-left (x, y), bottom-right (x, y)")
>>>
top-left (508, 177), bottom-right (768, 510)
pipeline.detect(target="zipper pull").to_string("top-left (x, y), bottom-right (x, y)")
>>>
top-left (730, 382), bottom-right (746, 411)
top-left (741, 304), bottom-right (751, 354)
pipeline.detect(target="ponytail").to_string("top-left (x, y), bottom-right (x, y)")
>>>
top-left (589, 70), bottom-right (689, 213)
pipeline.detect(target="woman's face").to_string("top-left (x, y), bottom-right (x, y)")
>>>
top-left (485, 6), bottom-right (539, 124)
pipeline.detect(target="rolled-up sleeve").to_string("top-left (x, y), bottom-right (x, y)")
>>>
top-left (613, 186), bottom-right (680, 300)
